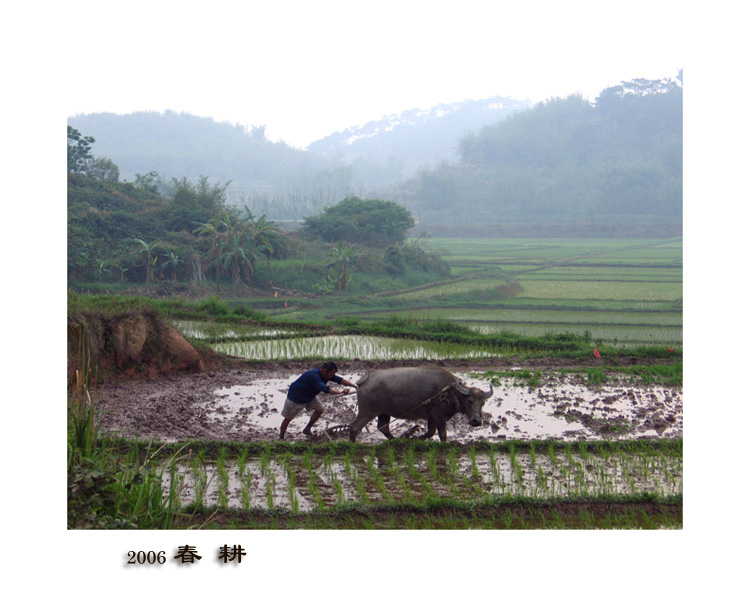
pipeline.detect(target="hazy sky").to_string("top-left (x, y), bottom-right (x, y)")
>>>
top-left (59, 0), bottom-right (686, 148)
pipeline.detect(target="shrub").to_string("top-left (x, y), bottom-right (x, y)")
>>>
top-left (300, 197), bottom-right (415, 247)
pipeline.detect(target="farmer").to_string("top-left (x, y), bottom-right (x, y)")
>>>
top-left (279, 361), bottom-right (358, 440)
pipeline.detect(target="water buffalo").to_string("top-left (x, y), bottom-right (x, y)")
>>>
top-left (348, 366), bottom-right (493, 442)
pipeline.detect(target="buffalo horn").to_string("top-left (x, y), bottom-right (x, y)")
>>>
top-left (453, 381), bottom-right (470, 395)
top-left (482, 384), bottom-right (494, 399)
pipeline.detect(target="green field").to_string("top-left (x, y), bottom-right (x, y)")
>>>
top-left (313, 237), bottom-right (683, 347)
top-left (78, 237), bottom-right (682, 348)
top-left (158, 440), bottom-right (682, 529)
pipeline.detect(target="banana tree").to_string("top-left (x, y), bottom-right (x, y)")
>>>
top-left (221, 232), bottom-right (253, 287)
top-left (160, 247), bottom-right (182, 283)
top-left (193, 215), bottom-right (230, 295)
top-left (241, 208), bottom-right (284, 282)
top-left (132, 238), bottom-right (162, 286)
top-left (325, 240), bottom-right (359, 292)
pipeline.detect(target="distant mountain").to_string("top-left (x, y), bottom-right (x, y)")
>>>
top-left (67, 110), bottom-right (331, 187)
top-left (308, 96), bottom-right (531, 181)
top-left (395, 80), bottom-right (683, 237)
top-left (67, 76), bottom-right (681, 236)
top-left (68, 98), bottom-right (531, 214)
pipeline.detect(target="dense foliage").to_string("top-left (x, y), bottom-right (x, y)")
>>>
top-left (67, 130), bottom-right (446, 291)
top-left (397, 75), bottom-right (683, 235)
top-left (69, 99), bottom-right (533, 208)
top-left (69, 76), bottom-right (681, 236)
top-left (299, 196), bottom-right (415, 247)
top-left (67, 111), bottom-right (353, 217)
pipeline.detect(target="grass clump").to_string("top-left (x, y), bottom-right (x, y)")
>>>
top-left (67, 351), bottom-right (185, 529)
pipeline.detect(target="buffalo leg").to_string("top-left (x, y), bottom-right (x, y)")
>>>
top-left (377, 414), bottom-right (394, 439)
top-left (419, 416), bottom-right (437, 439)
top-left (435, 413), bottom-right (452, 441)
top-left (349, 412), bottom-right (374, 442)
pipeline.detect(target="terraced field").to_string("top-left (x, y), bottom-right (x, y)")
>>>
top-left (160, 440), bottom-right (682, 518)
top-left (337, 238), bottom-right (683, 347)
top-left (95, 364), bottom-right (683, 529)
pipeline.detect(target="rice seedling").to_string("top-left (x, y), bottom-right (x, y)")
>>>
top-left (501, 508), bottom-right (515, 529)
top-left (235, 447), bottom-right (252, 509)
top-left (443, 448), bottom-right (464, 499)
top-left (619, 457), bottom-right (638, 494)
top-left (260, 442), bottom-right (273, 474)
top-left (469, 445), bottom-right (481, 481)
top-left (190, 453), bottom-right (208, 507)
top-left (447, 447), bottom-right (460, 477)
top-left (577, 507), bottom-right (597, 529)
top-left (426, 444), bottom-right (438, 478)
top-left (405, 448), bottom-right (437, 501)
top-left (240, 474), bottom-right (252, 510)
top-left (165, 458), bottom-right (184, 509)
top-left (384, 443), bottom-right (397, 471)
top-left (266, 477), bottom-right (275, 509)
top-left (578, 440), bottom-right (590, 461)
top-left (353, 463), bottom-right (371, 505)
top-left (404, 443), bottom-right (417, 477)
top-left (108, 437), bottom-right (680, 528)
top-left (237, 447), bottom-right (248, 474)
top-left (365, 448), bottom-right (391, 501)
top-left (260, 450), bottom-right (277, 510)
top-left (304, 450), bottom-right (327, 509)
top-left (487, 445), bottom-right (500, 483)
top-left (397, 470), bottom-right (415, 502)
top-left (563, 443), bottom-right (575, 466)
top-left (547, 441), bottom-right (559, 467)
top-left (509, 443), bottom-right (525, 490)
top-left (332, 473), bottom-right (346, 505)
top-left (535, 464), bottom-right (549, 494)
top-left (216, 448), bottom-right (229, 509)
top-left (213, 334), bottom-right (503, 362)
top-left (289, 477), bottom-right (301, 513)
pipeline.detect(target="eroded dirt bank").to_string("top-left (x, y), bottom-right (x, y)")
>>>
top-left (94, 358), bottom-right (683, 444)
top-left (68, 311), bottom-right (223, 383)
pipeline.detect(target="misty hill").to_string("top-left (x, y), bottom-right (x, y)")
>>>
top-left (68, 75), bottom-right (682, 237)
top-left (66, 111), bottom-right (353, 215)
top-left (68, 97), bottom-right (530, 211)
top-left (307, 96), bottom-right (531, 181)
top-left (393, 77), bottom-right (683, 236)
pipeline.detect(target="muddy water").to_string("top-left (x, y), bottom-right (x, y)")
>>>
top-left (207, 372), bottom-right (682, 443)
top-left (95, 365), bottom-right (682, 513)
top-left (95, 365), bottom-right (682, 445)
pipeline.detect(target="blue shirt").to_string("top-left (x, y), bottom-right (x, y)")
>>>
top-left (287, 368), bottom-right (343, 404)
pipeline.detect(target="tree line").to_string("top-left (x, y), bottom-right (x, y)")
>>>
top-left (66, 111), bottom-right (360, 214)
top-left (68, 126), bottom-right (440, 293)
top-left (392, 74), bottom-right (683, 236)
top-left (68, 73), bottom-right (682, 246)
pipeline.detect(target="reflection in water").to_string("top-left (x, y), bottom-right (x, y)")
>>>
top-left (162, 446), bottom-right (683, 512)
top-left (208, 375), bottom-right (682, 443)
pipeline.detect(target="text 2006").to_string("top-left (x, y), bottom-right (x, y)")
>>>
top-left (127, 551), bottom-right (166, 564)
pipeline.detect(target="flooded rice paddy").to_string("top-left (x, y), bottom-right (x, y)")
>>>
top-left (213, 335), bottom-right (502, 361)
top-left (203, 372), bottom-right (682, 443)
top-left (161, 442), bottom-right (682, 512)
top-left (96, 363), bottom-right (682, 515)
